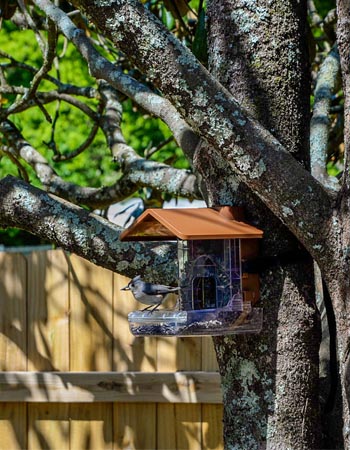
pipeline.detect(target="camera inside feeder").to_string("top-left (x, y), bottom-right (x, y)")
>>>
top-left (178, 239), bottom-right (242, 311)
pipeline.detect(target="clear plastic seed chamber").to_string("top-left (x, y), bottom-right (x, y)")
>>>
top-left (120, 207), bottom-right (263, 336)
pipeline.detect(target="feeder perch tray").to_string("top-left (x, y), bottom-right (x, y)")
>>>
top-left (128, 305), bottom-right (263, 337)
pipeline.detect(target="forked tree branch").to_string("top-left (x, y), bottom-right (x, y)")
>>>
top-left (30, 0), bottom-right (199, 159)
top-left (0, 175), bottom-right (177, 282)
top-left (50, 0), bottom-right (335, 265)
top-left (0, 116), bottom-right (200, 208)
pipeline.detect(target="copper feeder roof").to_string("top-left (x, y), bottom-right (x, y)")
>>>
top-left (119, 207), bottom-right (263, 241)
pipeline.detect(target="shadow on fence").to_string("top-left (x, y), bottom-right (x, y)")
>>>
top-left (0, 248), bottom-right (223, 449)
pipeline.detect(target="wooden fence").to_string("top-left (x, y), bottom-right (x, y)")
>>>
top-left (0, 249), bottom-right (223, 449)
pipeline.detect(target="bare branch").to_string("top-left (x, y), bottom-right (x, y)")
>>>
top-left (98, 82), bottom-right (201, 199)
top-left (0, 120), bottom-right (137, 207)
top-left (0, 86), bottom-right (98, 120)
top-left (61, 0), bottom-right (335, 266)
top-left (17, 0), bottom-right (46, 52)
top-left (0, 120), bottom-right (200, 207)
top-left (310, 45), bottom-right (341, 190)
top-left (52, 98), bottom-right (104, 162)
top-left (0, 146), bottom-right (30, 181)
top-left (145, 136), bottom-right (174, 159)
top-left (52, 119), bottom-right (100, 161)
top-left (308, 0), bottom-right (322, 27)
top-left (4, 19), bottom-right (58, 116)
top-left (324, 9), bottom-right (337, 28)
top-left (0, 50), bottom-right (97, 97)
top-left (0, 175), bottom-right (177, 283)
top-left (30, 0), bottom-right (199, 160)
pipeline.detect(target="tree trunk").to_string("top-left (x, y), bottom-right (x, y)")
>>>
top-left (324, 252), bottom-right (350, 448)
top-left (202, 1), bottom-right (322, 448)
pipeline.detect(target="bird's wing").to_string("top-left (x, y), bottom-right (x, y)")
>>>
top-left (144, 282), bottom-right (179, 295)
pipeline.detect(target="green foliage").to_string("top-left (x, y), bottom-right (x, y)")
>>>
top-left (142, 0), bottom-right (207, 63)
top-left (0, 228), bottom-right (48, 247)
top-left (192, 8), bottom-right (208, 65)
top-left (0, 13), bottom-right (193, 245)
top-left (314, 0), bottom-right (335, 18)
top-left (121, 99), bottom-right (190, 170)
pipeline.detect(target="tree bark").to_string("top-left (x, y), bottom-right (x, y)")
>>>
top-left (34, 0), bottom-right (335, 269)
top-left (0, 176), bottom-right (177, 283)
top-left (203, 1), bottom-right (321, 448)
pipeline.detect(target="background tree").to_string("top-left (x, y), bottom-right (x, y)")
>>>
top-left (0, 0), bottom-right (348, 448)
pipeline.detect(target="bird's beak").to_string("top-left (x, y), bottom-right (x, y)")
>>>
top-left (121, 285), bottom-right (130, 291)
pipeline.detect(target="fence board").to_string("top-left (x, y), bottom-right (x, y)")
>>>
top-left (114, 402), bottom-right (156, 450)
top-left (27, 250), bottom-right (70, 371)
top-left (202, 337), bottom-right (219, 371)
top-left (0, 402), bottom-right (27, 450)
top-left (70, 403), bottom-right (113, 450)
top-left (0, 250), bottom-right (223, 449)
top-left (69, 255), bottom-right (113, 371)
top-left (0, 253), bottom-right (27, 371)
top-left (202, 404), bottom-right (224, 450)
top-left (0, 253), bottom-right (27, 449)
top-left (175, 404), bottom-right (202, 450)
top-left (0, 371), bottom-right (222, 403)
top-left (28, 403), bottom-right (70, 450)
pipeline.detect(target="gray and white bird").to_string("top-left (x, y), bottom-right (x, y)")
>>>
top-left (121, 275), bottom-right (180, 311)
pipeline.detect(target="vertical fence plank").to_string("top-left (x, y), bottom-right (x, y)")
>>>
top-left (0, 403), bottom-right (27, 450)
top-left (27, 250), bottom-right (71, 450)
top-left (69, 254), bottom-right (113, 371)
top-left (70, 403), bottom-right (113, 450)
top-left (112, 274), bottom-right (135, 372)
top-left (157, 404), bottom-right (177, 449)
top-left (201, 336), bottom-right (223, 450)
top-left (69, 255), bottom-right (114, 448)
top-left (201, 337), bottom-right (219, 372)
top-left (0, 253), bottom-right (27, 370)
top-left (201, 404), bottom-right (224, 450)
top-left (113, 402), bottom-right (156, 450)
top-left (176, 336), bottom-right (202, 371)
top-left (155, 293), bottom-right (180, 373)
top-left (156, 336), bottom-right (177, 373)
top-left (28, 403), bottom-right (70, 450)
top-left (27, 250), bottom-right (70, 371)
top-left (113, 275), bottom-right (158, 448)
top-left (0, 253), bottom-right (27, 449)
top-left (175, 335), bottom-right (203, 448)
top-left (174, 404), bottom-right (202, 450)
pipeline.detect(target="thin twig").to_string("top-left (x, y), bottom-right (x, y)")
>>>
top-left (52, 101), bottom-right (103, 161)
top-left (0, 86), bottom-right (99, 120)
top-left (0, 51), bottom-right (97, 97)
top-left (17, 0), bottom-right (46, 52)
top-left (5, 19), bottom-right (58, 116)
top-left (145, 136), bottom-right (174, 158)
top-left (30, 0), bottom-right (199, 157)
top-left (34, 97), bottom-right (53, 123)
top-left (44, 101), bottom-right (61, 156)
top-left (1, 146), bottom-right (30, 181)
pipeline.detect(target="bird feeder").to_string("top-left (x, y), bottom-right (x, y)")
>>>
top-left (120, 206), bottom-right (263, 336)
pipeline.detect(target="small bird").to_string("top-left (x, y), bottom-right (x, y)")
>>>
top-left (121, 275), bottom-right (180, 311)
